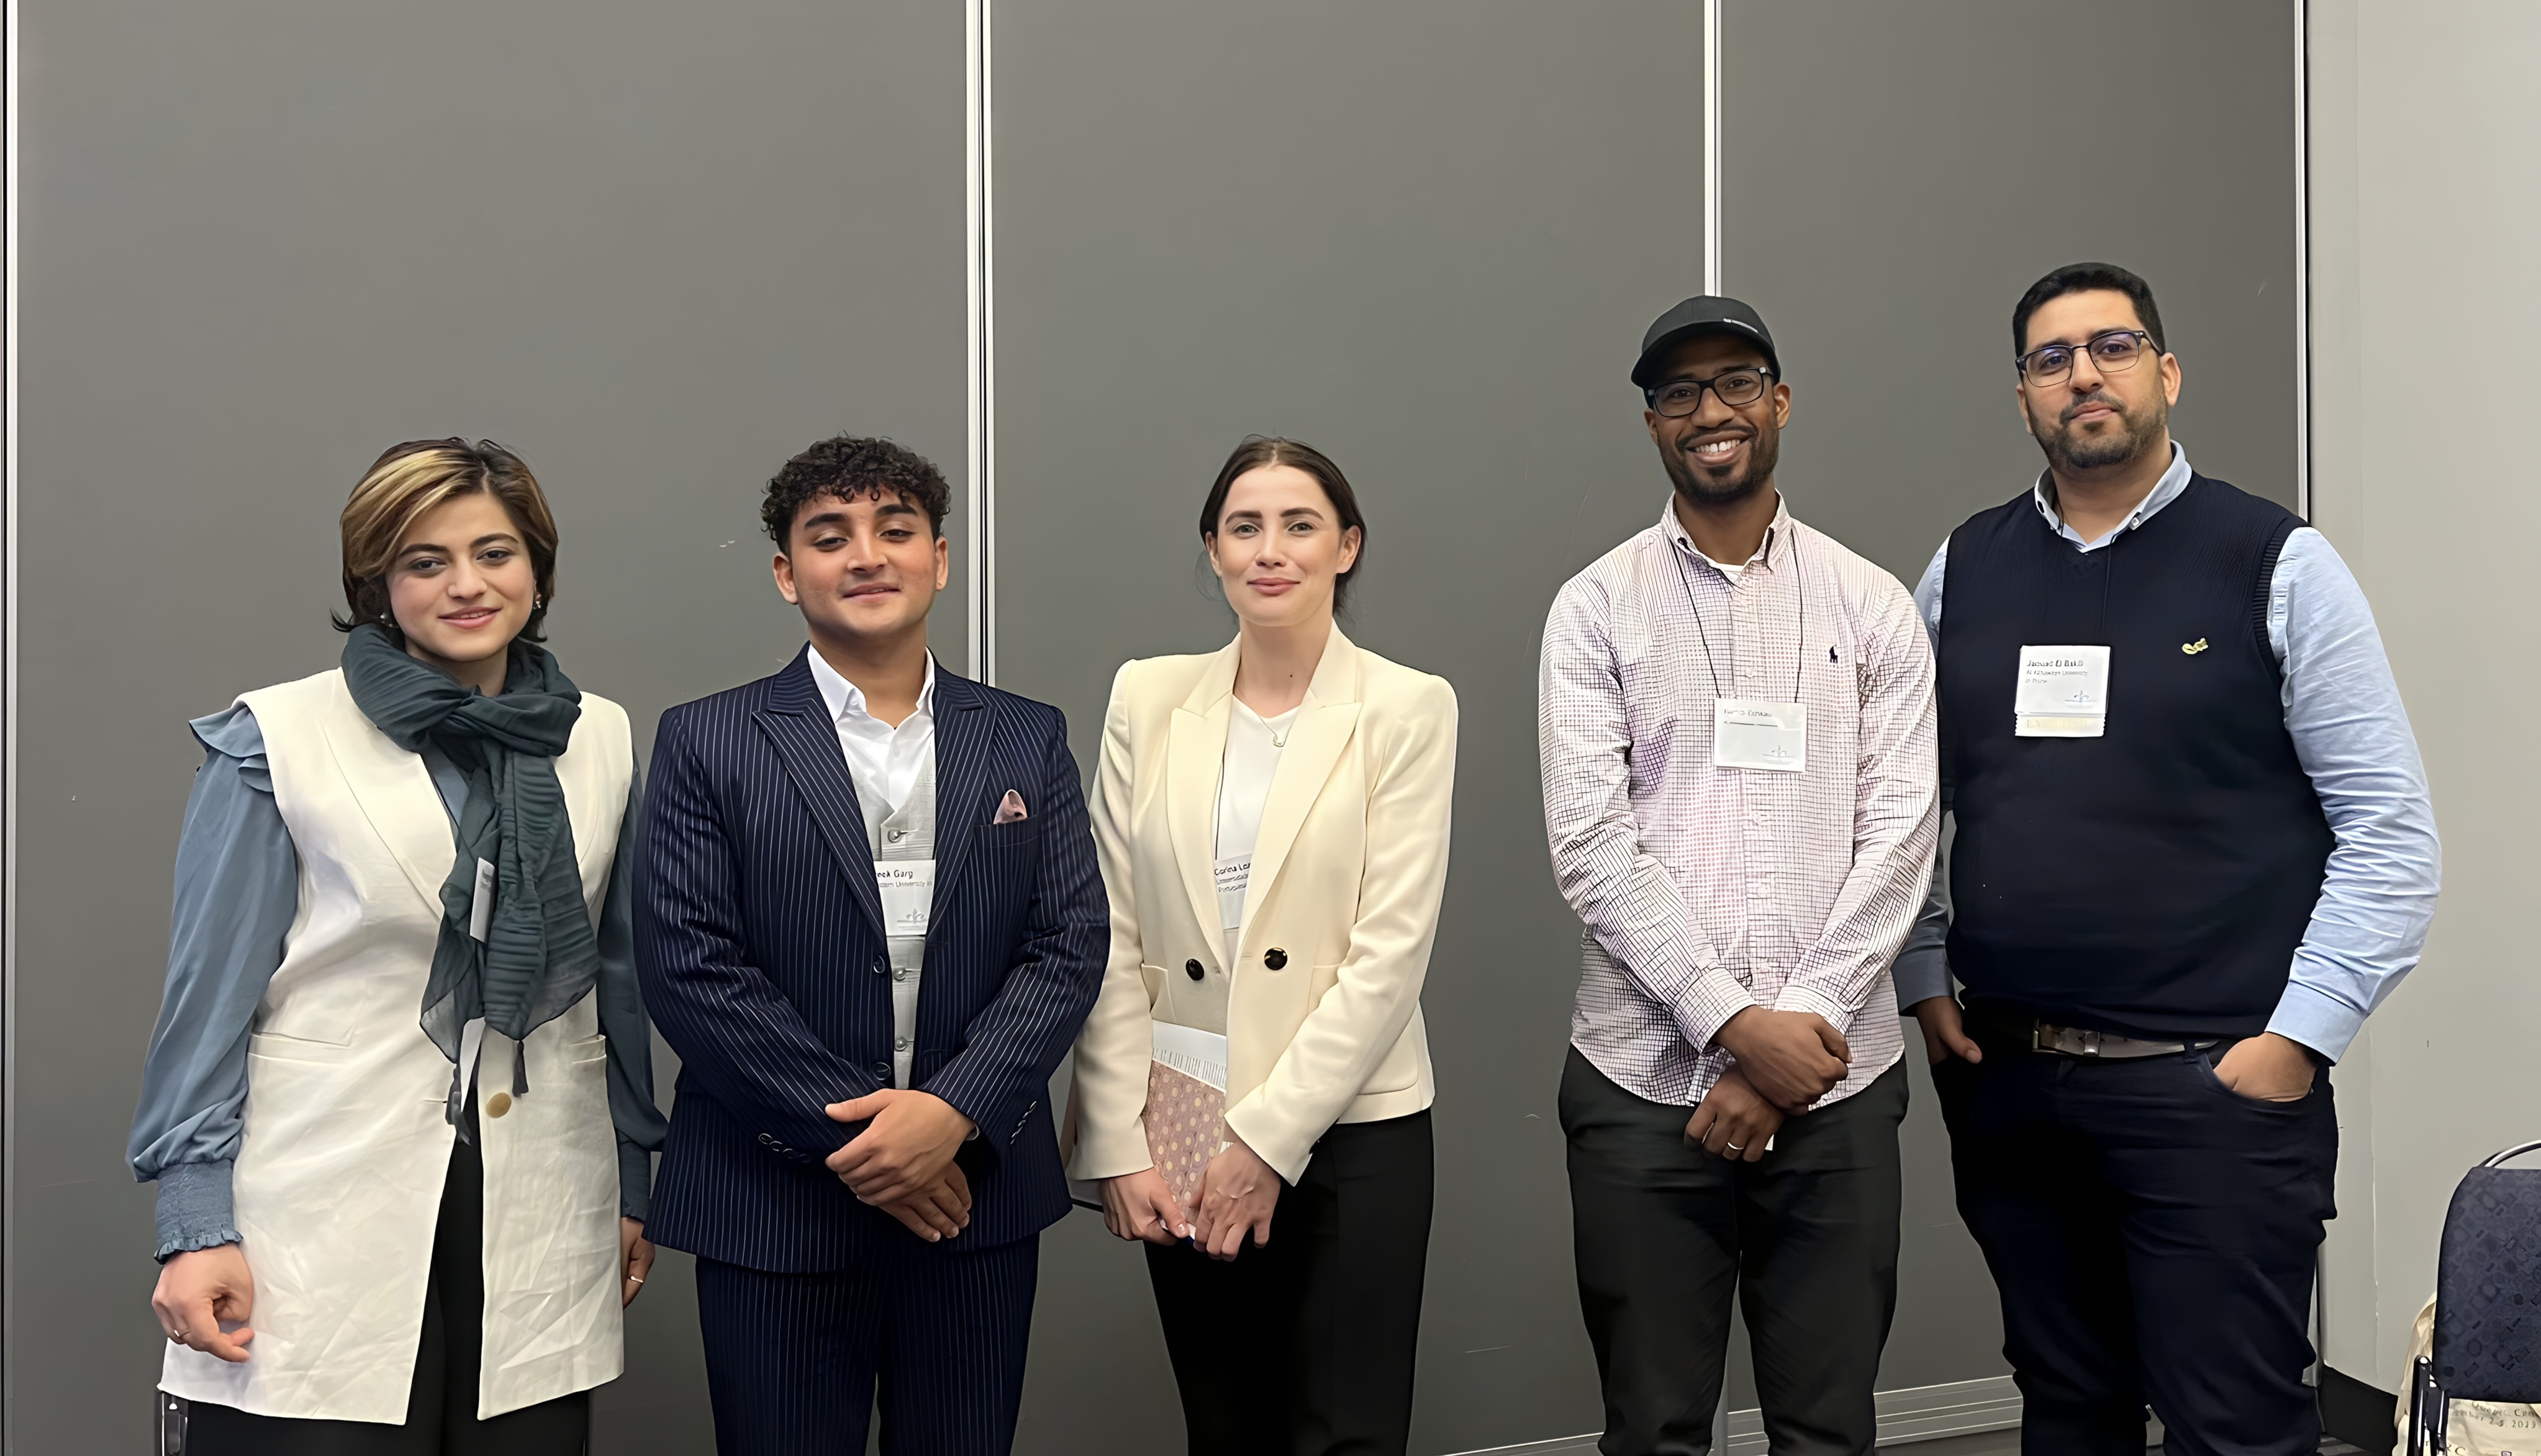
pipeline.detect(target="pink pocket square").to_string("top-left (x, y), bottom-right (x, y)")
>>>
top-left (994, 790), bottom-right (1030, 825)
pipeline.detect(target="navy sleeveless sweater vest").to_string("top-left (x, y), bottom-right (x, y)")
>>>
top-left (1936, 474), bottom-right (2331, 1039)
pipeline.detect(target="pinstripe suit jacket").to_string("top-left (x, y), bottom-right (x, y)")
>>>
top-left (635, 649), bottom-right (1107, 1272)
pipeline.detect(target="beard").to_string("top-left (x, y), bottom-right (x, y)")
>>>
top-left (1661, 425), bottom-right (1782, 507)
top-left (2035, 387), bottom-right (2165, 474)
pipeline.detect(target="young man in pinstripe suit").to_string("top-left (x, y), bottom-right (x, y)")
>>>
top-left (635, 436), bottom-right (1108, 1455)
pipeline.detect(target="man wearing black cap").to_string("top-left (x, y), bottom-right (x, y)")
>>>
top-left (1895, 263), bottom-right (2438, 1455)
top-left (1538, 298), bottom-right (1939, 1454)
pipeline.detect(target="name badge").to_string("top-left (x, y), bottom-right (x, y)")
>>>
top-left (469, 857), bottom-right (496, 942)
top-left (1213, 854), bottom-right (1249, 931)
top-left (2014, 645), bottom-right (2111, 737)
top-left (1713, 699), bottom-right (1807, 772)
top-left (876, 861), bottom-right (935, 936)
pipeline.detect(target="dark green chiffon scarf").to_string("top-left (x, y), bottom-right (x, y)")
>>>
top-left (340, 623), bottom-right (597, 1108)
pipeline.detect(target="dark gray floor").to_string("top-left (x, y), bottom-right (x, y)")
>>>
top-left (1872, 1436), bottom-right (2367, 1456)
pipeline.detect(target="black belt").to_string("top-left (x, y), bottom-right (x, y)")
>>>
top-left (1965, 1003), bottom-right (2222, 1061)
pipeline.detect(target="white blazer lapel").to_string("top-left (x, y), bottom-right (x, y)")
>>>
top-left (1165, 641), bottom-right (1241, 967)
top-left (315, 689), bottom-right (461, 916)
top-left (1236, 630), bottom-right (1363, 941)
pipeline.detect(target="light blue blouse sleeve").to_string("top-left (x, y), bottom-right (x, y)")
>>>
top-left (127, 704), bottom-right (301, 1260)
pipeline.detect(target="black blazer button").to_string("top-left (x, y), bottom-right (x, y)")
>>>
top-left (1185, 959), bottom-right (1205, 980)
top-left (1264, 947), bottom-right (1288, 970)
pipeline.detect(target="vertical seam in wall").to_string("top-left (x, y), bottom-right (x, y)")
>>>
top-left (965, 0), bottom-right (997, 684)
top-left (2294, 0), bottom-right (2312, 522)
top-left (1703, 0), bottom-right (1721, 294)
top-left (4, 0), bottom-right (21, 1442)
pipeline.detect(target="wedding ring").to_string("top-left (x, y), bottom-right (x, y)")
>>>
top-left (627, 1276), bottom-right (645, 1285)
top-left (1724, 1142), bottom-right (1745, 1152)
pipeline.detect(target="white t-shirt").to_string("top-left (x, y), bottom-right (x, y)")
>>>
top-left (1690, 542), bottom-right (1751, 584)
top-left (1212, 700), bottom-right (1299, 967)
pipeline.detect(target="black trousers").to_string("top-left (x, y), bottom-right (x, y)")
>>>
top-left (1934, 1017), bottom-right (2338, 1456)
top-left (1560, 1049), bottom-right (1906, 1456)
top-left (1144, 1110), bottom-right (1434, 1456)
top-left (694, 1234), bottom-right (1040, 1456)
top-left (183, 1136), bottom-right (592, 1455)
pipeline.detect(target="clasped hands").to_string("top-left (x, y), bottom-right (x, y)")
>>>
top-left (1683, 1005), bottom-right (1852, 1162)
top-left (1098, 1134), bottom-right (1281, 1262)
top-left (825, 1088), bottom-right (978, 1242)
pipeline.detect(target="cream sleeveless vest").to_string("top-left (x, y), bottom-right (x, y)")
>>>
top-left (158, 669), bottom-right (632, 1423)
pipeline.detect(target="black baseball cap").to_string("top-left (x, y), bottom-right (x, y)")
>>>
top-left (1631, 296), bottom-right (1782, 389)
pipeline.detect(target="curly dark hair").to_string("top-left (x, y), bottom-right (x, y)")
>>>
top-left (762, 435), bottom-right (953, 548)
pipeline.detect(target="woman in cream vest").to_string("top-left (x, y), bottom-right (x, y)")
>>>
top-left (1071, 436), bottom-right (1457, 1455)
top-left (128, 440), bottom-right (665, 1452)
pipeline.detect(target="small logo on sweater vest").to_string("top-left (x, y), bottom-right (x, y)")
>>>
top-left (2181, 638), bottom-right (2209, 655)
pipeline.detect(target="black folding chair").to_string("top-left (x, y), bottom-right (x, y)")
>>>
top-left (2405, 1139), bottom-right (2541, 1454)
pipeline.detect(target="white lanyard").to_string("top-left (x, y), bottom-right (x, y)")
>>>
top-left (1674, 532), bottom-right (1809, 773)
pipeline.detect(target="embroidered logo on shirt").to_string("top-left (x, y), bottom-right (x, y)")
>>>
top-left (2181, 638), bottom-right (2209, 656)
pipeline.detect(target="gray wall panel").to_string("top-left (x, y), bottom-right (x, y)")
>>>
top-left (992, 4), bottom-right (1706, 1450)
top-left (1723, 0), bottom-right (2302, 591)
top-left (1721, 0), bottom-right (2301, 1399)
top-left (11, 4), bottom-right (963, 1450)
top-left (7, 1), bottom-right (2306, 1449)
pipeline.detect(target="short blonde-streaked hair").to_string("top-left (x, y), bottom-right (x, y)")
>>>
top-left (334, 438), bottom-right (559, 642)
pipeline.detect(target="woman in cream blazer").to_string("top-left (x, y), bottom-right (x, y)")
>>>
top-left (129, 440), bottom-right (664, 1453)
top-left (1071, 436), bottom-right (1457, 1456)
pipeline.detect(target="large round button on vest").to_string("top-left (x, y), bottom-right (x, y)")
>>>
top-left (1184, 959), bottom-right (1204, 980)
top-left (485, 1092), bottom-right (513, 1119)
top-left (1264, 947), bottom-right (1288, 970)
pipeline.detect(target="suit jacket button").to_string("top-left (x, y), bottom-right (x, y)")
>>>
top-left (1185, 959), bottom-right (1205, 980)
top-left (873, 1063), bottom-right (892, 1080)
top-left (1264, 947), bottom-right (1288, 970)
top-left (758, 1133), bottom-right (774, 1144)
top-left (871, 959), bottom-right (888, 975)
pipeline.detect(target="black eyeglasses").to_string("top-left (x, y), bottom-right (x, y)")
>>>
top-left (1646, 366), bottom-right (1775, 418)
top-left (2016, 330), bottom-right (2155, 386)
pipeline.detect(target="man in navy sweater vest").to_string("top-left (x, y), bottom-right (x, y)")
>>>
top-left (1893, 264), bottom-right (2439, 1455)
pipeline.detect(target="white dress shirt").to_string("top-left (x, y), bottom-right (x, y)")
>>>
top-left (1213, 699), bottom-right (1299, 968)
top-left (807, 649), bottom-right (938, 818)
top-left (807, 648), bottom-right (941, 1090)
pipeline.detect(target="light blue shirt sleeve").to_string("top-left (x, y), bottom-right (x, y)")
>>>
top-left (127, 705), bottom-right (300, 1260)
top-left (2260, 528), bottom-right (2440, 1060)
top-left (1893, 540), bottom-right (1955, 1010)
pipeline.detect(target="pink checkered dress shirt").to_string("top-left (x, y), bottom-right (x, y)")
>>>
top-left (1538, 497), bottom-right (1938, 1109)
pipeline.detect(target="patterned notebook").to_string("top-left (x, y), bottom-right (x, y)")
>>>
top-left (1146, 1021), bottom-right (1231, 1211)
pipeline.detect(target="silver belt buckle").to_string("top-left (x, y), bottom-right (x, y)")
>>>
top-left (2031, 1021), bottom-right (2103, 1057)
top-left (2031, 1020), bottom-right (2201, 1059)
